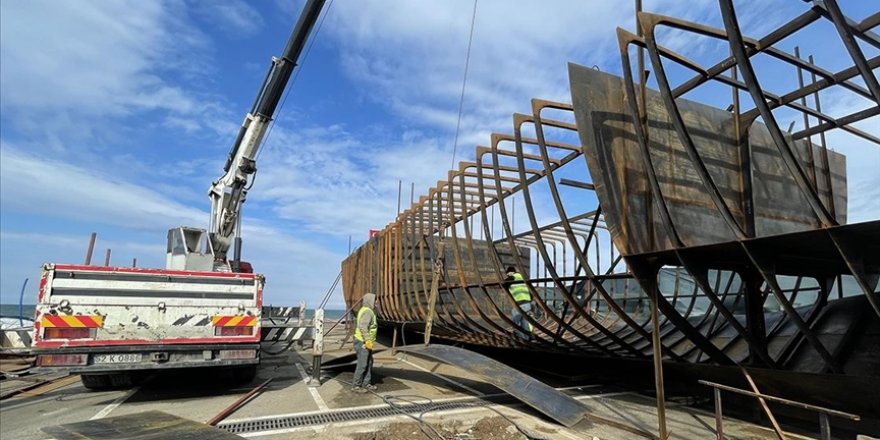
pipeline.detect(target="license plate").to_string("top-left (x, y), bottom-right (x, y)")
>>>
top-left (94, 353), bottom-right (142, 364)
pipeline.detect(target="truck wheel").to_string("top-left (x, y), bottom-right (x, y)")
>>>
top-left (232, 365), bottom-right (257, 384)
top-left (81, 374), bottom-right (111, 390)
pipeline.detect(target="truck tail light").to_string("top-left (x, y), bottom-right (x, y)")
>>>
top-left (44, 327), bottom-right (96, 340)
top-left (37, 354), bottom-right (88, 366)
top-left (215, 326), bottom-right (254, 337)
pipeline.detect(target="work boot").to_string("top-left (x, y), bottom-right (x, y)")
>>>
top-left (364, 384), bottom-right (377, 391)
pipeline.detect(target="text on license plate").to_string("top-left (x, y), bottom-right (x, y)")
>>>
top-left (94, 354), bottom-right (142, 364)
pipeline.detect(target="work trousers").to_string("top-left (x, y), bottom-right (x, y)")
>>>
top-left (511, 302), bottom-right (532, 340)
top-left (352, 340), bottom-right (373, 387)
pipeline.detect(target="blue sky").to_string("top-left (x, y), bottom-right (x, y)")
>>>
top-left (1, 0), bottom-right (877, 308)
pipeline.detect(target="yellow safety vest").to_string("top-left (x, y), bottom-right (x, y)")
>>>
top-left (510, 273), bottom-right (531, 304)
top-left (354, 306), bottom-right (378, 342)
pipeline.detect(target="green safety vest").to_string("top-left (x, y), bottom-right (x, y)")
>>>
top-left (354, 306), bottom-right (378, 342)
top-left (509, 273), bottom-right (531, 304)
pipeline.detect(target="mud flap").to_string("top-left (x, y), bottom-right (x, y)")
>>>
top-left (42, 410), bottom-right (243, 440)
top-left (397, 344), bottom-right (587, 427)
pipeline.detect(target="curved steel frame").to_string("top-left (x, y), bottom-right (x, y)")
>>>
top-left (341, 0), bottom-right (878, 382)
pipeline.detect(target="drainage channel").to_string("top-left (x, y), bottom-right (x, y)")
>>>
top-left (218, 396), bottom-right (503, 434)
top-left (217, 386), bottom-right (609, 435)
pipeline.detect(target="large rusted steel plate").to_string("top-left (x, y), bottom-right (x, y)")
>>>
top-left (568, 63), bottom-right (847, 256)
top-left (42, 410), bottom-right (243, 440)
top-left (341, 237), bottom-right (527, 312)
top-left (397, 344), bottom-right (587, 427)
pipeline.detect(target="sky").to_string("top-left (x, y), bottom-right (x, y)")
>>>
top-left (1, 0), bottom-right (877, 308)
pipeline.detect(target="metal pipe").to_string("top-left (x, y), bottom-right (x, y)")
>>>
top-left (698, 379), bottom-right (860, 421)
top-left (808, 54), bottom-right (835, 219)
top-left (819, 413), bottom-right (831, 440)
top-left (207, 378), bottom-right (273, 426)
top-left (649, 276), bottom-right (668, 440)
top-left (714, 387), bottom-right (723, 440)
top-left (740, 367), bottom-right (785, 440)
top-left (794, 46), bottom-right (819, 211)
top-left (84, 232), bottom-right (96, 265)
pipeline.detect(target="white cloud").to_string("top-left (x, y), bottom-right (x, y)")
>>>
top-left (0, 144), bottom-right (206, 230)
top-left (249, 121), bottom-right (459, 237)
top-left (246, 1), bottom-right (661, 244)
top-left (0, 0), bottom-right (232, 154)
top-left (0, 144), bottom-right (345, 305)
top-left (253, 0), bottom-right (729, 243)
top-left (0, 1), bottom-right (201, 116)
top-left (0, 0), bottom-right (346, 306)
top-left (326, 0), bottom-right (610, 141)
top-left (314, 0), bottom-right (878, 230)
top-left (321, 0), bottom-right (743, 146)
top-left (193, 0), bottom-right (264, 37)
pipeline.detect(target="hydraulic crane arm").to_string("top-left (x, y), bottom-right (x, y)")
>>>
top-left (209, 0), bottom-right (325, 267)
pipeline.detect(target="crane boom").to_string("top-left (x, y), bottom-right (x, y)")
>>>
top-left (208, 0), bottom-right (326, 269)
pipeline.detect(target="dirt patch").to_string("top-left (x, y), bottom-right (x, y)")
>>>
top-left (470, 417), bottom-right (527, 440)
top-left (351, 417), bottom-right (525, 440)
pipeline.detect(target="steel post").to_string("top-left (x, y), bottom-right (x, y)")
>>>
top-left (309, 308), bottom-right (324, 387)
top-left (819, 413), bottom-right (831, 440)
top-left (714, 387), bottom-right (724, 440)
top-left (84, 232), bottom-right (96, 265)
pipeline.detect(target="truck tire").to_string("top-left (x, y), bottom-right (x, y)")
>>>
top-left (81, 374), bottom-right (111, 390)
top-left (232, 365), bottom-right (257, 384)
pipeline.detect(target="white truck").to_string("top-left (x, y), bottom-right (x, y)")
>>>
top-left (33, 260), bottom-right (263, 389)
top-left (31, 0), bottom-right (326, 389)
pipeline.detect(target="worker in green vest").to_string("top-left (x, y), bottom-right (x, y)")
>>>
top-left (505, 266), bottom-right (533, 340)
top-left (352, 292), bottom-right (378, 393)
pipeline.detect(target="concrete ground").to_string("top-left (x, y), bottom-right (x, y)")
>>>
top-left (0, 323), bottom-right (858, 439)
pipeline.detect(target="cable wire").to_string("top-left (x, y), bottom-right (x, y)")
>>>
top-left (318, 270), bottom-right (343, 310)
top-left (449, 0), bottom-right (479, 171)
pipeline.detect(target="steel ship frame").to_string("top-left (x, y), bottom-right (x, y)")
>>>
top-left (342, 0), bottom-right (879, 425)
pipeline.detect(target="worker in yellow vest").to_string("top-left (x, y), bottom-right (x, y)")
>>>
top-left (352, 292), bottom-right (378, 393)
top-left (505, 266), bottom-right (533, 340)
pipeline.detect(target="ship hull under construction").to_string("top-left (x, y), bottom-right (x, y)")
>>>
top-left (342, 0), bottom-right (879, 420)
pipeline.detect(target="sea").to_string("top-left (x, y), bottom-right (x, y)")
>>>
top-left (0, 305), bottom-right (346, 322)
top-left (0, 304), bottom-right (35, 321)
